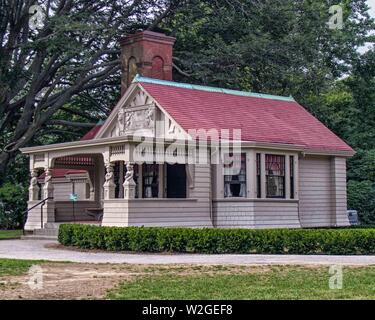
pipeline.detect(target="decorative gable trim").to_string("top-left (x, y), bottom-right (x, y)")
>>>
top-left (95, 83), bottom-right (139, 139)
top-left (95, 81), bottom-right (189, 141)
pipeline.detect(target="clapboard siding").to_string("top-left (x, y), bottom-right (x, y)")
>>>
top-left (55, 201), bottom-right (99, 222)
top-left (41, 179), bottom-right (88, 201)
top-left (102, 200), bottom-right (129, 226)
top-left (127, 199), bottom-right (212, 227)
top-left (331, 157), bottom-right (350, 226)
top-left (53, 183), bottom-right (72, 200)
top-left (299, 155), bottom-right (334, 227)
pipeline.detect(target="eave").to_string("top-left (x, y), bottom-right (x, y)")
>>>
top-left (20, 136), bottom-right (355, 157)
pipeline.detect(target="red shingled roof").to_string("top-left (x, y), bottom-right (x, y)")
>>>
top-left (139, 81), bottom-right (353, 153)
top-left (38, 169), bottom-right (87, 180)
top-left (80, 125), bottom-right (102, 141)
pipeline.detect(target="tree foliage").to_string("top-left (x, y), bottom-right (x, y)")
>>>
top-left (0, 0), bottom-right (183, 180)
top-left (0, 0), bottom-right (375, 226)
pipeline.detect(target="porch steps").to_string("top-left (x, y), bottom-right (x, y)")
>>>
top-left (21, 223), bottom-right (59, 241)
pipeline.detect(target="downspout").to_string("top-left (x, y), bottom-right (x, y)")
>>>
top-left (209, 158), bottom-right (215, 228)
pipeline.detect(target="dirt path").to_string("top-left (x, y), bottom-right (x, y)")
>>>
top-left (0, 263), bottom-right (139, 299)
top-left (0, 263), bottom-right (265, 300)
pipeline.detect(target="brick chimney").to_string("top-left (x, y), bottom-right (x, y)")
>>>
top-left (120, 30), bottom-right (176, 95)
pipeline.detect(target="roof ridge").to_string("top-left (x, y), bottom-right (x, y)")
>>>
top-left (133, 74), bottom-right (295, 102)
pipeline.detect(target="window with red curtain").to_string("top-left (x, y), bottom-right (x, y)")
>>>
top-left (265, 154), bottom-right (285, 198)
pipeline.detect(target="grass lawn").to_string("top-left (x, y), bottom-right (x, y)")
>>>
top-left (107, 265), bottom-right (375, 300)
top-left (0, 230), bottom-right (22, 240)
top-left (0, 259), bottom-right (374, 300)
top-left (0, 259), bottom-right (44, 277)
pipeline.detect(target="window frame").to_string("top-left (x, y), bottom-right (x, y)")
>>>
top-left (265, 154), bottom-right (286, 199)
top-left (223, 153), bottom-right (247, 198)
top-left (290, 155), bottom-right (294, 199)
top-left (142, 163), bottom-right (159, 198)
top-left (165, 164), bottom-right (187, 199)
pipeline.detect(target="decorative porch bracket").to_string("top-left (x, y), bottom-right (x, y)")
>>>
top-left (123, 163), bottom-right (136, 199)
top-left (28, 169), bottom-right (40, 201)
top-left (103, 163), bottom-right (116, 199)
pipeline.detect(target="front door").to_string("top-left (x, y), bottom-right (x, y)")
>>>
top-left (166, 164), bottom-right (187, 198)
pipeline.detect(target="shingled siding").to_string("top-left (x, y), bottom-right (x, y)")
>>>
top-left (213, 201), bottom-right (254, 227)
top-left (253, 201), bottom-right (300, 228)
top-left (213, 200), bottom-right (300, 229)
top-left (298, 155), bottom-right (349, 227)
top-left (101, 164), bottom-right (213, 227)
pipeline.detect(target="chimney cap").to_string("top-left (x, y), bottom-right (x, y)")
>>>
top-left (119, 30), bottom-right (176, 46)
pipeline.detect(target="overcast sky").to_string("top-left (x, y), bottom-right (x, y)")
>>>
top-left (357, 0), bottom-right (375, 52)
top-left (368, 0), bottom-right (375, 17)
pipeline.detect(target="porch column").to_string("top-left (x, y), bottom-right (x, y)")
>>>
top-left (103, 162), bottom-right (116, 199)
top-left (42, 167), bottom-right (55, 225)
top-left (123, 163), bottom-right (136, 199)
top-left (28, 169), bottom-right (40, 201)
top-left (43, 168), bottom-right (54, 199)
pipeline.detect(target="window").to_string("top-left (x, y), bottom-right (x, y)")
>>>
top-left (256, 153), bottom-right (261, 198)
top-left (224, 153), bottom-right (246, 198)
top-left (166, 164), bottom-right (187, 198)
top-left (290, 156), bottom-right (294, 199)
top-left (143, 163), bottom-right (159, 198)
top-left (114, 162), bottom-right (121, 198)
top-left (266, 154), bottom-right (285, 198)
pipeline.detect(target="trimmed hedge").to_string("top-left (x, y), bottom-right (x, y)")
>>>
top-left (58, 224), bottom-right (375, 255)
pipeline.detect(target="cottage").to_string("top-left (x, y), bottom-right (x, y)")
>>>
top-left (21, 31), bottom-right (354, 233)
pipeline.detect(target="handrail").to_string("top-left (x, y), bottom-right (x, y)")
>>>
top-left (22, 197), bottom-right (54, 235)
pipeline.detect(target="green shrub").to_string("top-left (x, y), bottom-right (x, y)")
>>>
top-left (58, 224), bottom-right (375, 255)
top-left (0, 182), bottom-right (27, 229)
top-left (347, 180), bottom-right (375, 224)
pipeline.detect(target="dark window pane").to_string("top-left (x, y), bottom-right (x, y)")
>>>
top-left (256, 153), bottom-right (261, 198)
top-left (143, 164), bottom-right (158, 198)
top-left (114, 162), bottom-right (120, 198)
top-left (224, 153), bottom-right (246, 198)
top-left (290, 156), bottom-right (294, 199)
top-left (167, 164), bottom-right (187, 198)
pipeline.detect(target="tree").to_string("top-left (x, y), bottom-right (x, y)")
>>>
top-left (0, 0), bottom-right (183, 182)
top-left (168, 0), bottom-right (374, 103)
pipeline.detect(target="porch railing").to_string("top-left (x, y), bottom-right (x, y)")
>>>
top-left (22, 197), bottom-right (54, 234)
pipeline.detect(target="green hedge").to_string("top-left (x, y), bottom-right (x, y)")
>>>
top-left (58, 224), bottom-right (375, 255)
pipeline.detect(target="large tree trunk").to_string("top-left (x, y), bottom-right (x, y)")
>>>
top-left (0, 151), bottom-right (11, 183)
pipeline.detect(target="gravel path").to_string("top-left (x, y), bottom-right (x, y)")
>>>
top-left (1, 240), bottom-right (375, 265)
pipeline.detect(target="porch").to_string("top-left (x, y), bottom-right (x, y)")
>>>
top-left (23, 138), bottom-right (213, 231)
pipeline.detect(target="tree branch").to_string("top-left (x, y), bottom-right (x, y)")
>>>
top-left (48, 119), bottom-right (97, 128)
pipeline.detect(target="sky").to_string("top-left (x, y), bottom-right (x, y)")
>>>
top-left (368, 0), bottom-right (375, 17)
top-left (358, 0), bottom-right (375, 52)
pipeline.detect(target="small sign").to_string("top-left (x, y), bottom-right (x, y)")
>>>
top-left (69, 193), bottom-right (78, 202)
